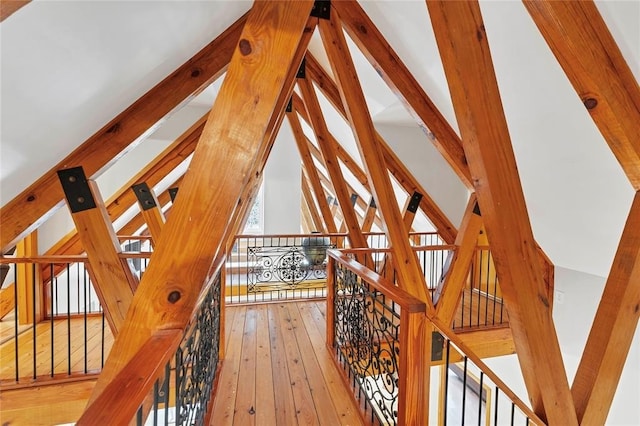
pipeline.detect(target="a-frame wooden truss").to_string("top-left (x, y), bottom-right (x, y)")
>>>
top-left (1, 0), bottom-right (638, 423)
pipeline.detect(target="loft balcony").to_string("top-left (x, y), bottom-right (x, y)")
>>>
top-left (0, 232), bottom-right (546, 425)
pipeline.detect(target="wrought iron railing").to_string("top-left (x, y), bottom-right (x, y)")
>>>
top-left (327, 249), bottom-right (428, 425)
top-left (432, 329), bottom-right (543, 425)
top-left (225, 233), bottom-right (339, 304)
top-left (0, 247), bottom-right (151, 386)
top-left (225, 232), bottom-right (445, 304)
top-left (327, 249), bottom-right (543, 425)
top-left (136, 271), bottom-right (222, 426)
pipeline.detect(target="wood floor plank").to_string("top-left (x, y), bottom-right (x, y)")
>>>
top-left (289, 303), bottom-right (346, 426)
top-left (254, 305), bottom-right (276, 425)
top-left (234, 306), bottom-right (258, 425)
top-left (276, 303), bottom-right (320, 426)
top-left (267, 304), bottom-right (298, 426)
top-left (211, 305), bottom-right (246, 426)
top-left (300, 301), bottom-right (364, 425)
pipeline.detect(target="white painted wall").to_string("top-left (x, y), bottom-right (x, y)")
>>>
top-left (375, 123), bottom-right (469, 228)
top-left (263, 121), bottom-right (301, 234)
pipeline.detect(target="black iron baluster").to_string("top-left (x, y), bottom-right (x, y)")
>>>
top-left (478, 371), bottom-right (484, 425)
top-left (67, 263), bottom-right (71, 374)
top-left (13, 265), bottom-right (19, 381)
top-left (494, 386), bottom-right (499, 425)
top-left (462, 357), bottom-right (468, 425)
top-left (511, 402), bottom-right (516, 425)
top-left (32, 263), bottom-right (37, 379)
top-left (83, 265), bottom-right (88, 373)
top-left (50, 263), bottom-right (55, 377)
top-left (443, 339), bottom-right (451, 426)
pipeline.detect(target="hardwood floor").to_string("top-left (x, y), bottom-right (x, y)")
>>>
top-left (0, 314), bottom-right (113, 384)
top-left (211, 301), bottom-right (364, 426)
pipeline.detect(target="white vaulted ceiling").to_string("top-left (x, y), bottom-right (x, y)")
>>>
top-left (1, 0), bottom-right (639, 278)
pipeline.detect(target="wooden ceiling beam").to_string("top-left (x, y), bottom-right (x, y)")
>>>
top-left (523, 0), bottom-right (640, 189)
top-left (287, 110), bottom-right (335, 233)
top-left (293, 93), bottom-right (369, 188)
top-left (333, 0), bottom-right (473, 189)
top-left (44, 114), bottom-right (206, 259)
top-left (571, 191), bottom-right (640, 425)
top-left (298, 77), bottom-right (368, 247)
top-left (85, 0), bottom-right (315, 409)
top-left (131, 183), bottom-right (165, 246)
top-left (301, 173), bottom-right (325, 233)
top-left (319, 13), bottom-right (431, 304)
top-left (427, 1), bottom-right (576, 423)
top-left (0, 14), bottom-right (245, 253)
top-left (57, 169), bottom-right (137, 335)
top-left (119, 177), bottom-right (183, 237)
top-left (361, 197), bottom-right (378, 233)
top-left (305, 54), bottom-right (457, 244)
top-left (433, 194), bottom-right (483, 324)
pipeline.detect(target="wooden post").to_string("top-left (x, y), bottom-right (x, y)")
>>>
top-left (305, 54), bottom-right (457, 244)
top-left (16, 231), bottom-right (43, 325)
top-left (131, 182), bottom-right (165, 246)
top-left (398, 310), bottom-right (430, 425)
top-left (85, 0), bottom-right (315, 408)
top-left (434, 195), bottom-right (483, 324)
top-left (318, 12), bottom-right (431, 305)
top-left (571, 191), bottom-right (640, 425)
top-left (426, 1), bottom-right (577, 423)
top-left (58, 167), bottom-right (137, 334)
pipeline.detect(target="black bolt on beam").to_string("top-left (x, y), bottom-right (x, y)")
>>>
top-left (57, 167), bottom-right (97, 213)
top-left (369, 197), bottom-right (377, 208)
top-left (473, 200), bottom-right (481, 216)
top-left (350, 193), bottom-right (358, 206)
top-left (132, 183), bottom-right (157, 211)
top-left (296, 57), bottom-right (306, 79)
top-left (407, 191), bottom-right (423, 214)
top-left (311, 0), bottom-right (330, 20)
top-left (168, 187), bottom-right (179, 203)
top-left (286, 97), bottom-right (293, 112)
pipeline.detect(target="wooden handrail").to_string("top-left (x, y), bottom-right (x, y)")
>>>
top-left (77, 329), bottom-right (182, 426)
top-left (328, 249), bottom-right (426, 313)
top-left (0, 252), bottom-right (152, 264)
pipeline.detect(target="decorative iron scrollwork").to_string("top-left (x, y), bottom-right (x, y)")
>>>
top-left (175, 274), bottom-right (221, 426)
top-left (334, 265), bottom-right (400, 425)
top-left (247, 242), bottom-right (332, 291)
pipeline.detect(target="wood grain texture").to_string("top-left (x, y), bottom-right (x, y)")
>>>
top-left (63, 180), bottom-right (138, 334)
top-left (135, 186), bottom-right (165, 246)
top-left (571, 191), bottom-right (640, 425)
top-left (524, 0), bottom-right (640, 190)
top-left (0, 14), bottom-right (244, 253)
top-left (427, 1), bottom-right (576, 423)
top-left (318, 14), bottom-right (431, 305)
top-left (0, 283), bottom-right (16, 320)
top-left (86, 0), bottom-right (314, 409)
top-left (334, 0), bottom-right (472, 189)
top-left (44, 115), bottom-right (206, 261)
top-left (434, 194), bottom-right (483, 323)
top-left (16, 231), bottom-right (43, 324)
top-left (298, 78), bottom-right (366, 246)
top-left (398, 312), bottom-right (430, 425)
top-left (301, 173), bottom-right (325, 233)
top-left (288, 111), bottom-right (336, 233)
top-left (305, 54), bottom-right (456, 244)
top-left (77, 329), bottom-right (181, 425)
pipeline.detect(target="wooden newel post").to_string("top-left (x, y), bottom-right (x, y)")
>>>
top-left (325, 251), bottom-right (336, 348)
top-left (398, 310), bottom-right (431, 425)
